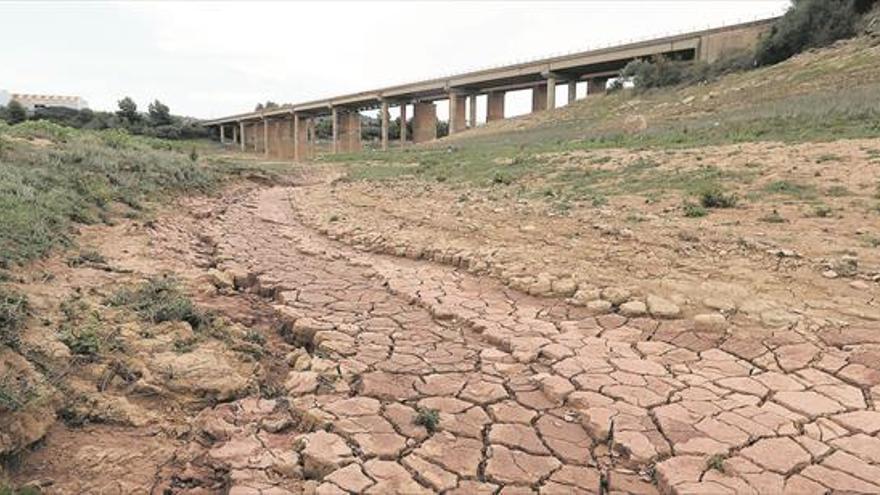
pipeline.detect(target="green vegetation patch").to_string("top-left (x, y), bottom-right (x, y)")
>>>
top-left (108, 275), bottom-right (211, 330)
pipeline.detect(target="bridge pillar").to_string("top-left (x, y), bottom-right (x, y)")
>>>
top-left (262, 118), bottom-right (269, 156)
top-left (399, 103), bottom-right (408, 144)
top-left (568, 81), bottom-right (577, 104)
top-left (337, 111), bottom-right (362, 152)
top-left (278, 118), bottom-right (293, 159)
top-left (219, 125), bottom-right (226, 144)
top-left (532, 84), bottom-right (547, 113)
top-left (331, 107), bottom-right (338, 153)
top-left (380, 100), bottom-right (389, 151)
top-left (588, 77), bottom-right (608, 95)
top-left (487, 91), bottom-right (505, 122)
top-left (448, 92), bottom-right (466, 135)
top-left (232, 124), bottom-right (238, 146)
top-left (412, 102), bottom-right (437, 143)
top-left (468, 94), bottom-right (477, 128)
top-left (546, 77), bottom-right (556, 110)
top-left (308, 118), bottom-right (315, 152)
top-left (239, 122), bottom-right (245, 152)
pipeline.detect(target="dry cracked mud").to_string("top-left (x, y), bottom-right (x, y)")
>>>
top-left (10, 182), bottom-right (880, 494)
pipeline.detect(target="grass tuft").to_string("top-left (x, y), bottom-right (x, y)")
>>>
top-left (108, 275), bottom-right (211, 330)
top-left (414, 407), bottom-right (441, 433)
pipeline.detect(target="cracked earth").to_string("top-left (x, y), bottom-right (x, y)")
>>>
top-left (13, 183), bottom-right (880, 494)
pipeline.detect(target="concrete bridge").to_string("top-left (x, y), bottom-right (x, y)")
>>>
top-left (203, 18), bottom-right (775, 160)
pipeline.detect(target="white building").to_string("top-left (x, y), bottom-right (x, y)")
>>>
top-left (0, 89), bottom-right (88, 112)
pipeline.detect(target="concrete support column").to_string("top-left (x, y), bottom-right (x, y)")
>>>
top-left (219, 125), bottom-right (226, 144)
top-left (468, 94), bottom-right (477, 128)
top-left (233, 124), bottom-right (239, 146)
top-left (239, 122), bottom-right (245, 152)
top-left (448, 92), bottom-right (466, 135)
top-left (331, 107), bottom-right (338, 154)
top-left (568, 81), bottom-right (577, 104)
top-left (380, 100), bottom-right (389, 151)
top-left (588, 77), bottom-right (609, 95)
top-left (412, 102), bottom-right (437, 143)
top-left (341, 112), bottom-right (363, 152)
top-left (487, 91), bottom-right (505, 122)
top-left (293, 114), bottom-right (300, 161)
top-left (263, 118), bottom-right (269, 156)
top-left (546, 77), bottom-right (556, 110)
top-left (399, 103), bottom-right (408, 145)
top-left (532, 84), bottom-right (547, 113)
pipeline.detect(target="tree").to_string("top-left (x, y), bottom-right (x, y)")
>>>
top-left (116, 97), bottom-right (138, 122)
top-left (5, 100), bottom-right (27, 124)
top-left (147, 99), bottom-right (172, 126)
top-left (255, 101), bottom-right (279, 112)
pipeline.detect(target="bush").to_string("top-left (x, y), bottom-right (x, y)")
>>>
top-left (683, 202), bottom-right (708, 218)
top-left (109, 276), bottom-right (210, 330)
top-left (756, 0), bottom-right (867, 66)
top-left (700, 187), bottom-right (738, 208)
top-left (0, 288), bottom-right (28, 348)
top-left (622, 51), bottom-right (755, 92)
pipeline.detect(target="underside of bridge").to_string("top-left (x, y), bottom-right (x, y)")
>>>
top-left (207, 18), bottom-right (774, 160)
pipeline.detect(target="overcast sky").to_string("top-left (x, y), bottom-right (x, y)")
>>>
top-left (2, 1), bottom-right (789, 119)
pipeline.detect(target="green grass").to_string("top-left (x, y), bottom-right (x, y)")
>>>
top-left (108, 275), bottom-right (211, 330)
top-left (0, 121), bottom-right (278, 268)
top-left (764, 180), bottom-right (816, 200)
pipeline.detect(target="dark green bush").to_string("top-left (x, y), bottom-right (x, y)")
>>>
top-left (622, 50), bottom-right (757, 92)
top-left (700, 187), bottom-right (738, 208)
top-left (756, 0), bottom-right (868, 66)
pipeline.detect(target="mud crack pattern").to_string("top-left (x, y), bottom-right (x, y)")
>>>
top-left (157, 187), bottom-right (880, 495)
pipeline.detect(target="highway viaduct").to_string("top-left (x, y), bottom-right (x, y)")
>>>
top-left (202, 18), bottom-right (775, 160)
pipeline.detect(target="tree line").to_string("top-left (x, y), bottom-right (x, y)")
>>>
top-left (0, 96), bottom-right (208, 140)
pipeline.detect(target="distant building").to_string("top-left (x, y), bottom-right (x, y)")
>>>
top-left (0, 90), bottom-right (88, 112)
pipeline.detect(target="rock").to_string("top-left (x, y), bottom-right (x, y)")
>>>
top-left (602, 287), bottom-right (632, 305)
top-left (298, 431), bottom-right (355, 479)
top-left (646, 295), bottom-right (681, 319)
top-left (681, 95), bottom-right (696, 105)
top-left (528, 274), bottom-right (554, 297)
top-left (850, 280), bottom-right (871, 290)
top-left (823, 270), bottom-right (839, 279)
top-left (205, 269), bottom-right (234, 289)
top-left (586, 300), bottom-right (613, 315)
top-left (619, 300), bottom-right (647, 317)
top-left (146, 345), bottom-right (251, 402)
top-left (693, 313), bottom-right (727, 332)
top-left (551, 278), bottom-right (578, 297)
top-left (569, 288), bottom-right (601, 306)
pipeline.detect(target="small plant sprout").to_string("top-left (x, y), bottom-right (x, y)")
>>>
top-left (414, 407), bottom-right (441, 433)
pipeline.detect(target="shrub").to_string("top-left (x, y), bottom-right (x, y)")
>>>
top-left (0, 288), bottom-right (28, 348)
top-left (4, 101), bottom-right (27, 125)
top-left (60, 322), bottom-right (102, 356)
top-left (756, 0), bottom-right (867, 66)
top-left (109, 276), bottom-right (210, 330)
top-left (621, 51), bottom-right (755, 91)
top-left (700, 187), bottom-right (738, 208)
top-left (683, 202), bottom-right (708, 218)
